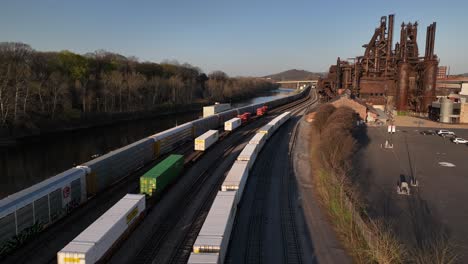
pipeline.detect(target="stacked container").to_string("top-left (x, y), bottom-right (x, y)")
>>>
top-left (249, 132), bottom-right (266, 150)
top-left (140, 155), bottom-right (184, 197)
top-left (258, 124), bottom-right (273, 139)
top-left (193, 191), bottom-right (236, 264)
top-left (268, 112), bottom-right (291, 131)
top-left (188, 253), bottom-right (219, 264)
top-left (236, 143), bottom-right (258, 169)
top-left (224, 118), bottom-right (241, 132)
top-left (57, 194), bottom-right (145, 264)
top-left (237, 112), bottom-right (251, 124)
top-left (221, 161), bottom-right (249, 205)
top-left (203, 103), bottom-right (231, 117)
top-left (256, 105), bottom-right (268, 116)
top-left (195, 130), bottom-right (219, 151)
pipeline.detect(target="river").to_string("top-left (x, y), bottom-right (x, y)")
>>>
top-left (0, 88), bottom-right (294, 197)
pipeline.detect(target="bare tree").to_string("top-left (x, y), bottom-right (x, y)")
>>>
top-left (48, 72), bottom-right (68, 118)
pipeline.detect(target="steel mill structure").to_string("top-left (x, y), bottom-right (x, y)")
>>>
top-left (318, 14), bottom-right (438, 113)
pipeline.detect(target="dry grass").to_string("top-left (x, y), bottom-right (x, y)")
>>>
top-left (410, 236), bottom-right (458, 264)
top-left (309, 105), bottom-right (407, 263)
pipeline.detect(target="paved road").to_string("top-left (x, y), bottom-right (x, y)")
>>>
top-left (356, 126), bottom-right (468, 262)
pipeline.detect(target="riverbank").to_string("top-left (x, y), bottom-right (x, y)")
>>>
top-left (0, 88), bottom-right (288, 144)
top-left (0, 88), bottom-right (294, 197)
top-left (0, 102), bottom-right (206, 145)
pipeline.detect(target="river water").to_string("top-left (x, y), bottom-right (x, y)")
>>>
top-left (0, 88), bottom-right (293, 197)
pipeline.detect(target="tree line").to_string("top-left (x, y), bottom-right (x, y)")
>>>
top-left (0, 42), bottom-right (278, 128)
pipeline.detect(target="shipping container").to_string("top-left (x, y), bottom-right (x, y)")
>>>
top-left (268, 112), bottom-right (291, 130)
top-left (193, 192), bottom-right (236, 264)
top-left (188, 253), bottom-right (219, 264)
top-left (237, 143), bottom-right (258, 169)
top-left (249, 133), bottom-right (266, 150)
top-left (224, 118), bottom-right (241, 131)
top-left (221, 161), bottom-right (249, 205)
top-left (57, 194), bottom-right (145, 264)
top-left (195, 130), bottom-right (219, 151)
top-left (203, 103), bottom-right (231, 117)
top-left (237, 112), bottom-right (251, 124)
top-left (258, 124), bottom-right (273, 139)
top-left (140, 154), bottom-right (184, 197)
top-left (256, 105), bottom-right (268, 116)
top-left (0, 88), bottom-right (309, 253)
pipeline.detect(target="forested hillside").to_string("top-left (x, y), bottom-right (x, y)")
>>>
top-left (0, 42), bottom-right (278, 131)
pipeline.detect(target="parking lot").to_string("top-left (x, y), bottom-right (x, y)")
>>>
top-left (356, 126), bottom-right (468, 261)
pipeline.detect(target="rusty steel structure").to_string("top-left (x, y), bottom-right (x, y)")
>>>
top-left (318, 14), bottom-right (438, 112)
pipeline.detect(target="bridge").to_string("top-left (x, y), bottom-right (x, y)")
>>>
top-left (276, 80), bottom-right (318, 89)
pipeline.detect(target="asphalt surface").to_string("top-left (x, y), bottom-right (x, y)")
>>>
top-left (292, 118), bottom-right (352, 264)
top-left (356, 126), bottom-right (468, 262)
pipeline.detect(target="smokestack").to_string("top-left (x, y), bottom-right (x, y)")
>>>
top-left (425, 23), bottom-right (436, 60)
top-left (336, 57), bottom-right (342, 89)
top-left (430, 22), bottom-right (436, 59)
top-left (388, 14), bottom-right (394, 57)
top-left (425, 25), bottom-right (430, 58)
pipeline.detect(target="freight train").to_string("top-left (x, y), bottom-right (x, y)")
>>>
top-left (0, 88), bottom-right (308, 252)
top-left (190, 111), bottom-right (292, 263)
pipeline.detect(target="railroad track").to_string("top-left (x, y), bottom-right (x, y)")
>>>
top-left (226, 90), bottom-right (316, 264)
top-left (5, 90), bottom-right (313, 264)
top-left (280, 90), bottom-right (317, 264)
top-left (167, 91), bottom-right (317, 264)
top-left (281, 87), bottom-right (318, 264)
top-left (242, 139), bottom-right (273, 263)
top-left (278, 92), bottom-right (316, 264)
top-left (133, 114), bottom-right (279, 264)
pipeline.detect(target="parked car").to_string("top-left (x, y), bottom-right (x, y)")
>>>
top-left (420, 130), bottom-right (436, 135)
top-left (452, 138), bottom-right (468, 144)
top-left (437, 130), bottom-right (455, 137)
top-left (442, 133), bottom-right (456, 138)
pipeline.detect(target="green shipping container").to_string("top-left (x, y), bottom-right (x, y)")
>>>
top-left (140, 154), bottom-right (184, 196)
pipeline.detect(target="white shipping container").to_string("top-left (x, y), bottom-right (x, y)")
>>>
top-left (188, 253), bottom-right (219, 264)
top-left (57, 194), bottom-right (145, 264)
top-left (195, 130), bottom-right (219, 151)
top-left (193, 192), bottom-right (236, 263)
top-left (221, 161), bottom-right (249, 205)
top-left (258, 124), bottom-right (273, 139)
top-left (224, 117), bottom-right (241, 131)
top-left (203, 103), bottom-right (231, 117)
top-left (249, 132), bottom-right (266, 150)
top-left (237, 143), bottom-right (258, 169)
top-left (267, 112), bottom-right (291, 133)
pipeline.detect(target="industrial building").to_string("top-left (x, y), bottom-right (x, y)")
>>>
top-left (318, 14), bottom-right (439, 114)
top-left (428, 80), bottom-right (468, 123)
top-left (429, 96), bottom-right (468, 124)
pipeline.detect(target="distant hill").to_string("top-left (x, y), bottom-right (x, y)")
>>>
top-left (264, 69), bottom-right (325, 81)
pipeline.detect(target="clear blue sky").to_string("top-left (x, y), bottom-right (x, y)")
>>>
top-left (1, 0), bottom-right (467, 76)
